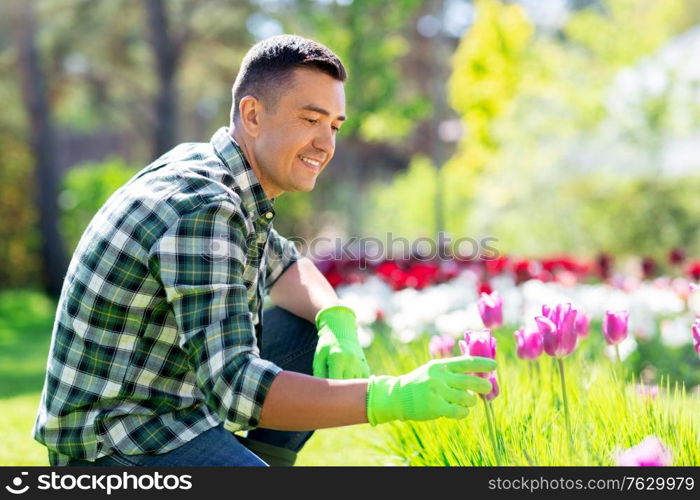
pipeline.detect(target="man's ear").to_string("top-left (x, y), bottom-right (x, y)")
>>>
top-left (238, 95), bottom-right (263, 138)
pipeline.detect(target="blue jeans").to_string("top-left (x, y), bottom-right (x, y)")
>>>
top-left (66, 306), bottom-right (318, 467)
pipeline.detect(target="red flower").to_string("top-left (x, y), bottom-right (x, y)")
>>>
top-left (596, 252), bottom-right (613, 280)
top-left (324, 270), bottom-right (344, 288)
top-left (541, 255), bottom-right (590, 278)
top-left (641, 257), bottom-right (657, 280)
top-left (686, 260), bottom-right (700, 281)
top-left (375, 309), bottom-right (385, 323)
top-left (376, 261), bottom-right (408, 290)
top-left (669, 247), bottom-right (686, 266)
top-left (406, 263), bottom-right (439, 290)
top-left (511, 258), bottom-right (536, 284)
top-left (478, 281), bottom-right (493, 295)
top-left (484, 256), bottom-right (509, 275)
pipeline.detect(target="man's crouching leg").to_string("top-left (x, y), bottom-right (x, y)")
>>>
top-left (238, 306), bottom-right (318, 466)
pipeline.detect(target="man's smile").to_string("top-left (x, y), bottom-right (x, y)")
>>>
top-left (298, 154), bottom-right (323, 170)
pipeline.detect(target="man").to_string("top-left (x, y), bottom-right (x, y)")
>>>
top-left (34, 35), bottom-right (495, 467)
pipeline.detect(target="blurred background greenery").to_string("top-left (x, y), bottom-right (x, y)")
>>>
top-left (2, 0), bottom-right (700, 294)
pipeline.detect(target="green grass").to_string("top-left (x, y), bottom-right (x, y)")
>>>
top-left (0, 289), bottom-right (388, 466)
top-left (0, 290), bottom-right (55, 399)
top-left (5, 290), bottom-right (697, 466)
top-left (369, 328), bottom-right (700, 466)
top-left (0, 290), bottom-right (55, 465)
top-left (0, 393), bottom-right (49, 465)
top-left (297, 425), bottom-right (395, 466)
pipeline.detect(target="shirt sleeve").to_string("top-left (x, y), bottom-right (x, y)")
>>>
top-left (148, 200), bottom-right (282, 431)
top-left (263, 226), bottom-right (301, 295)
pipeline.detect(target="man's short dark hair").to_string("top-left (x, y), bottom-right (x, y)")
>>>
top-left (231, 34), bottom-right (347, 123)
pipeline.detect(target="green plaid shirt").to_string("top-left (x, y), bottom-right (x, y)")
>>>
top-left (33, 127), bottom-right (300, 466)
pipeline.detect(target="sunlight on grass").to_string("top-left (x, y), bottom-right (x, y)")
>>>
top-left (297, 424), bottom-right (395, 466)
top-left (0, 393), bottom-right (48, 465)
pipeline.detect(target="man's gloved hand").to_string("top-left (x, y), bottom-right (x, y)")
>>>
top-left (313, 305), bottom-right (371, 379)
top-left (366, 355), bottom-right (496, 425)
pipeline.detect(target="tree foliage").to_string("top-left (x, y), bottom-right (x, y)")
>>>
top-left (0, 136), bottom-right (41, 288)
top-left (369, 0), bottom-right (534, 238)
top-left (371, 0), bottom-right (700, 261)
top-left (59, 157), bottom-right (139, 254)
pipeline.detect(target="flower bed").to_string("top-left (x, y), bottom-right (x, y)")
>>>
top-left (320, 252), bottom-right (700, 465)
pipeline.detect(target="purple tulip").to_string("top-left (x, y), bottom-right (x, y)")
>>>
top-left (478, 291), bottom-right (503, 329)
top-left (429, 335), bottom-right (455, 359)
top-left (692, 319), bottom-right (700, 357)
top-left (616, 436), bottom-right (673, 466)
top-left (536, 303), bottom-right (578, 358)
top-left (574, 312), bottom-right (590, 338)
top-left (514, 326), bottom-right (544, 360)
top-left (603, 310), bottom-right (629, 346)
top-left (483, 372), bottom-right (500, 402)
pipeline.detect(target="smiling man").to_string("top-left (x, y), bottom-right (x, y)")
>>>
top-left (34, 35), bottom-right (495, 467)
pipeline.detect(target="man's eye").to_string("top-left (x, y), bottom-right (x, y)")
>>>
top-left (304, 118), bottom-right (318, 124)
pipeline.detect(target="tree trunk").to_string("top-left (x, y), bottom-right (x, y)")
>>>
top-left (145, 0), bottom-right (180, 157)
top-left (12, 1), bottom-right (68, 297)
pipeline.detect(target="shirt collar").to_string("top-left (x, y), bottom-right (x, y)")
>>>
top-left (210, 127), bottom-right (275, 221)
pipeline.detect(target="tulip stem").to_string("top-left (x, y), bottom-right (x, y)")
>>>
top-left (613, 344), bottom-right (628, 408)
top-left (557, 359), bottom-right (573, 454)
top-left (482, 398), bottom-right (500, 465)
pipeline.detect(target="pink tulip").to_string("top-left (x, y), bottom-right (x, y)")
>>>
top-left (616, 436), bottom-right (672, 466)
top-left (603, 310), bottom-right (629, 345)
top-left (429, 335), bottom-right (455, 359)
top-left (514, 326), bottom-right (543, 360)
top-left (459, 329), bottom-right (496, 379)
top-left (459, 329), bottom-right (497, 360)
top-left (536, 303), bottom-right (578, 358)
top-left (574, 312), bottom-right (590, 338)
top-left (692, 319), bottom-right (700, 356)
top-left (483, 372), bottom-right (500, 402)
top-left (636, 384), bottom-right (659, 401)
top-left (478, 291), bottom-right (503, 329)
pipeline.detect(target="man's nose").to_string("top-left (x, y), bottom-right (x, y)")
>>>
top-left (312, 127), bottom-right (335, 158)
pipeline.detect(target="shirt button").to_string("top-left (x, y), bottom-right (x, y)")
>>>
top-left (265, 212), bottom-right (273, 220)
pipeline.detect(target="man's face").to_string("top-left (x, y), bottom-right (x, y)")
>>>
top-left (252, 67), bottom-right (346, 197)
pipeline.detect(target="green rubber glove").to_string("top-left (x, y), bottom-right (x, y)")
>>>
top-left (313, 305), bottom-right (371, 379)
top-left (366, 355), bottom-right (496, 425)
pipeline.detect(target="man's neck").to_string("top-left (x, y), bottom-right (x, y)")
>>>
top-left (229, 125), bottom-right (282, 199)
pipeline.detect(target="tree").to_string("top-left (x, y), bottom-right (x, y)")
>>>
top-left (9, 0), bottom-right (68, 296)
top-left (144, 0), bottom-right (182, 156)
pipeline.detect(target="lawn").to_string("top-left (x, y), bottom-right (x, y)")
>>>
top-left (0, 290), bottom-right (390, 466)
